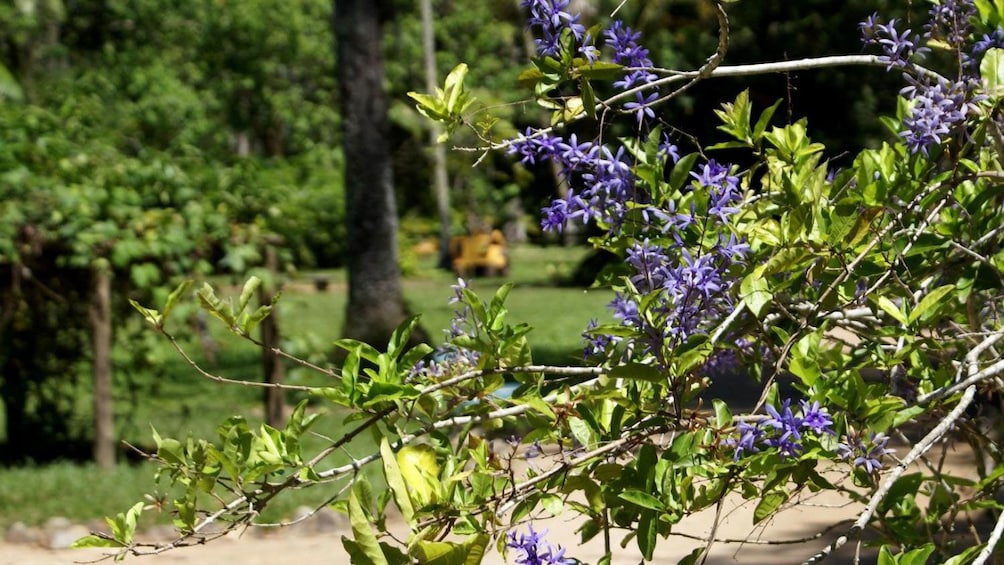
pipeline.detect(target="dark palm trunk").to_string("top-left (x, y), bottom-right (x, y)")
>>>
top-left (334, 0), bottom-right (426, 347)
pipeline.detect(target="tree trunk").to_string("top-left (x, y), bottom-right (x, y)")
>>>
top-left (260, 244), bottom-right (285, 428)
top-left (420, 0), bottom-right (453, 270)
top-left (90, 267), bottom-right (115, 471)
top-left (334, 0), bottom-right (425, 347)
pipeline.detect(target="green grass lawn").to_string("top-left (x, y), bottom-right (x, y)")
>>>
top-left (0, 244), bottom-right (614, 529)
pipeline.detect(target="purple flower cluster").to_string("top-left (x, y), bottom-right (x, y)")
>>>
top-left (728, 400), bottom-right (834, 461)
top-left (520, 1), bottom-right (661, 127)
top-left (520, 0), bottom-right (588, 59)
top-left (582, 318), bottom-right (620, 360)
top-left (568, 158), bottom-right (748, 361)
top-left (970, 28), bottom-right (1004, 64)
top-left (861, 3), bottom-right (989, 155)
top-left (610, 160), bottom-right (748, 354)
top-left (859, 15), bottom-right (929, 70)
top-left (513, 4), bottom-right (745, 364)
top-left (701, 338), bottom-right (762, 380)
top-left (506, 525), bottom-right (573, 565)
top-left (838, 432), bottom-right (893, 473)
top-left (603, 20), bottom-right (659, 121)
top-left (900, 78), bottom-right (973, 155)
top-left (411, 278), bottom-right (481, 380)
top-left (927, 0), bottom-right (976, 50)
top-left (410, 345), bottom-right (480, 380)
top-left (604, 21), bottom-right (657, 88)
top-left (508, 131), bottom-right (641, 233)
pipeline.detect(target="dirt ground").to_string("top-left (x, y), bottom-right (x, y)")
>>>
top-left (2, 376), bottom-right (990, 565)
top-left (0, 475), bottom-right (924, 565)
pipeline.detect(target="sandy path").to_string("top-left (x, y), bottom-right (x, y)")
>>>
top-left (0, 482), bottom-right (880, 565)
top-left (2, 430), bottom-right (986, 565)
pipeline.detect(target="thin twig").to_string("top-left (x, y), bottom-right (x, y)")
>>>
top-left (973, 500), bottom-right (1004, 564)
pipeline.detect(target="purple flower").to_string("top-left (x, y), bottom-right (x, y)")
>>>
top-left (860, 15), bottom-right (929, 70)
top-left (540, 198), bottom-right (570, 233)
top-left (582, 318), bottom-right (620, 359)
top-left (927, 0), bottom-right (975, 49)
top-left (626, 240), bottom-right (670, 292)
top-left (715, 233), bottom-right (750, 264)
top-left (521, 0), bottom-right (586, 58)
top-left (729, 399), bottom-right (834, 461)
top-left (506, 525), bottom-right (574, 565)
top-left (765, 399), bottom-right (803, 439)
top-left (659, 135), bottom-right (680, 163)
top-left (556, 133), bottom-right (596, 168)
top-left (623, 91), bottom-right (659, 125)
top-left (412, 345), bottom-right (480, 379)
top-left (508, 128), bottom-right (564, 165)
top-left (901, 79), bottom-right (972, 155)
top-left (970, 28), bottom-right (1004, 66)
top-left (608, 292), bottom-right (640, 326)
top-left (603, 21), bottom-right (655, 71)
top-left (728, 421), bottom-right (764, 460)
top-left (579, 35), bottom-right (600, 63)
top-left (799, 400), bottom-right (834, 435)
top-left (508, 128), bottom-right (542, 165)
top-left (839, 432), bottom-right (893, 473)
top-left (449, 277), bottom-right (468, 304)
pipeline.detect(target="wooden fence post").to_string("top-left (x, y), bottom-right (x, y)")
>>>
top-left (90, 265), bottom-right (115, 470)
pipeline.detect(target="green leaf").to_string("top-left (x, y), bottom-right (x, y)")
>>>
top-left (408, 91), bottom-right (448, 121)
top-left (740, 273), bottom-right (773, 318)
top-left (517, 67), bottom-right (545, 89)
top-left (410, 540), bottom-right (468, 565)
top-left (238, 276), bottom-right (262, 315)
top-left (104, 502), bottom-right (144, 546)
top-left (242, 303), bottom-right (275, 335)
top-left (387, 315), bottom-right (422, 358)
top-left (575, 61), bottom-right (624, 80)
top-left (712, 399), bottom-right (732, 427)
top-left (636, 509), bottom-right (658, 560)
top-left (397, 444), bottom-right (440, 508)
top-left (162, 280), bottom-right (193, 323)
top-left (129, 299), bottom-right (163, 328)
top-left (569, 416), bottom-right (596, 449)
top-left (444, 63), bottom-right (470, 114)
top-left (789, 331), bottom-right (821, 387)
top-left (608, 363), bottom-right (665, 383)
top-left (942, 544), bottom-right (986, 565)
top-left (524, 394), bottom-right (557, 419)
top-left (197, 283), bottom-right (236, 327)
top-left (907, 284), bottom-right (955, 325)
top-left (877, 473), bottom-right (923, 515)
top-left (462, 534), bottom-right (489, 565)
top-left (981, 48), bottom-right (1004, 95)
top-left (899, 544), bottom-right (936, 565)
top-left (155, 434), bottom-right (186, 467)
top-left (753, 489), bottom-right (788, 524)
top-left (668, 153), bottom-right (700, 192)
top-left (752, 99), bottom-right (783, 141)
top-left (71, 535), bottom-right (124, 549)
top-left (618, 490), bottom-right (666, 511)
top-left (540, 493), bottom-right (564, 516)
top-left (348, 487), bottom-right (388, 565)
top-left (715, 89), bottom-right (752, 143)
top-left (877, 545), bottom-right (896, 565)
top-left (676, 547), bottom-right (705, 565)
top-left (381, 439), bottom-right (415, 524)
top-left (580, 78), bottom-right (596, 119)
top-left (875, 296), bottom-right (908, 326)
